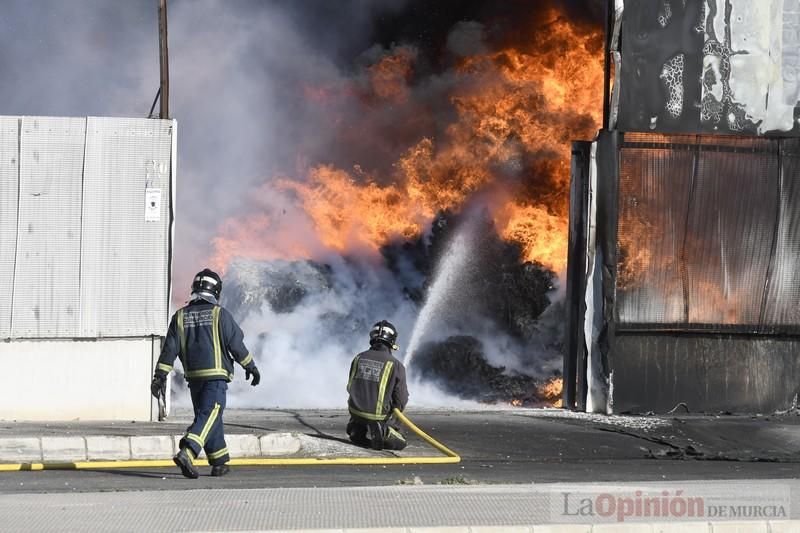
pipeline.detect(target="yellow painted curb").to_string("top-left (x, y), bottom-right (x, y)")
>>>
top-left (0, 409), bottom-right (460, 471)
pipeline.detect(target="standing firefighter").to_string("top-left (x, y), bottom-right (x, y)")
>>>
top-left (346, 320), bottom-right (409, 450)
top-left (151, 268), bottom-right (261, 478)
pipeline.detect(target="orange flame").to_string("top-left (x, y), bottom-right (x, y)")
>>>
top-left (278, 165), bottom-right (425, 253)
top-left (497, 203), bottom-right (569, 273)
top-left (210, 213), bottom-right (314, 274)
top-left (213, 11), bottom-right (603, 273)
top-left (537, 376), bottom-right (563, 402)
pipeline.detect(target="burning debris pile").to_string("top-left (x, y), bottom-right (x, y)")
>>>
top-left (218, 209), bottom-right (564, 407)
top-left (411, 336), bottom-right (562, 406)
top-left (384, 211), bottom-right (557, 340)
top-left (385, 210), bottom-right (564, 405)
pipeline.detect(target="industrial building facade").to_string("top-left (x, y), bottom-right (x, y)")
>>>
top-left (0, 116), bottom-right (175, 421)
top-left (564, 0), bottom-right (800, 413)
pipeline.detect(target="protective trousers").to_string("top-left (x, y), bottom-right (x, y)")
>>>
top-left (179, 379), bottom-right (230, 465)
top-left (346, 416), bottom-right (407, 451)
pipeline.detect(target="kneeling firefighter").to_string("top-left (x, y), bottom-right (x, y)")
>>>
top-left (346, 320), bottom-right (409, 450)
top-left (151, 268), bottom-right (261, 478)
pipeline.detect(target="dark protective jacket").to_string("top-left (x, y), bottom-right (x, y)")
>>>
top-left (155, 299), bottom-right (255, 382)
top-left (347, 343), bottom-right (408, 421)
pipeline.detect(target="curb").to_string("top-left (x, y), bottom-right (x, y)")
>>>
top-left (0, 432), bottom-right (301, 463)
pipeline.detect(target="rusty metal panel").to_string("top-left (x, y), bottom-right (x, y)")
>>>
top-left (616, 146), bottom-right (693, 324)
top-left (762, 139), bottom-right (800, 326)
top-left (615, 134), bottom-right (797, 332)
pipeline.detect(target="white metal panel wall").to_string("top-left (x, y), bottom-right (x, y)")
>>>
top-left (80, 117), bottom-right (172, 337)
top-left (0, 338), bottom-right (154, 421)
top-left (11, 117), bottom-right (86, 338)
top-left (0, 118), bottom-right (19, 338)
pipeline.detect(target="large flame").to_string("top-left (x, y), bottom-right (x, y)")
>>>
top-left (214, 13), bottom-right (603, 273)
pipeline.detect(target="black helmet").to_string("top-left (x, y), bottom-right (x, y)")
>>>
top-left (191, 268), bottom-right (222, 302)
top-left (370, 320), bottom-right (399, 350)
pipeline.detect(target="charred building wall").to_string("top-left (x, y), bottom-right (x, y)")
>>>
top-left (603, 135), bottom-right (800, 414)
top-left (566, 1), bottom-right (800, 413)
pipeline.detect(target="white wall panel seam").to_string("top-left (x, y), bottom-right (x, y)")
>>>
top-left (2, 118), bottom-right (21, 338)
top-left (77, 117), bottom-right (88, 336)
top-left (168, 119), bottom-right (177, 319)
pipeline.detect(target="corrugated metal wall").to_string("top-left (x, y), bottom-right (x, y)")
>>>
top-left (0, 118), bottom-right (19, 339)
top-left (616, 134), bottom-right (800, 332)
top-left (0, 116), bottom-right (173, 339)
top-left (574, 2), bottom-right (800, 413)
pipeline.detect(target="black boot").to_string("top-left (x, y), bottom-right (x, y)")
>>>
top-left (173, 448), bottom-right (199, 479)
top-left (211, 464), bottom-right (230, 477)
top-left (368, 422), bottom-right (385, 450)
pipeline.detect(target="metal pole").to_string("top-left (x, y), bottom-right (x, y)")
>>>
top-left (158, 0), bottom-right (170, 119)
top-left (602, 0), bottom-right (612, 130)
top-left (563, 142), bottom-right (591, 410)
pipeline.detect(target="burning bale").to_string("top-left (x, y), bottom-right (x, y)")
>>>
top-left (411, 335), bottom-right (561, 405)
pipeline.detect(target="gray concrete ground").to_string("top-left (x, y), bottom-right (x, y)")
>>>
top-left (0, 481), bottom-right (798, 532)
top-left (2, 408), bottom-right (800, 531)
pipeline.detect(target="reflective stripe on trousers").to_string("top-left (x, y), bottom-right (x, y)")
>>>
top-left (180, 379), bottom-right (230, 465)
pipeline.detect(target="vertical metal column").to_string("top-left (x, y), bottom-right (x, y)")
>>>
top-left (563, 141), bottom-right (592, 409)
top-left (158, 0), bottom-right (170, 119)
top-left (602, 0), bottom-right (613, 130)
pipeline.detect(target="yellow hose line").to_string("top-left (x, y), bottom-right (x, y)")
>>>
top-left (391, 408), bottom-right (459, 458)
top-left (0, 409), bottom-right (460, 471)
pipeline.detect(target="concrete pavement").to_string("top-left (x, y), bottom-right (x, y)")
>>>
top-left (1, 481), bottom-right (798, 532)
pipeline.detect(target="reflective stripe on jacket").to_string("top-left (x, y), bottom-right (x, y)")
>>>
top-left (347, 344), bottom-right (408, 421)
top-left (155, 300), bottom-right (254, 382)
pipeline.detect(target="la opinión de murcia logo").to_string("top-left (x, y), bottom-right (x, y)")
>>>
top-left (560, 490), bottom-right (788, 523)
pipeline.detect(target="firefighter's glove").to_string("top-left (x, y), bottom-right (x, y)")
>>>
top-left (246, 366), bottom-right (261, 387)
top-left (151, 374), bottom-right (167, 399)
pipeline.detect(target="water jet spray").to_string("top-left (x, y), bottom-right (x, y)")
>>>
top-left (403, 217), bottom-right (477, 379)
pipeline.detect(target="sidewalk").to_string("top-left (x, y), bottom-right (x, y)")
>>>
top-left (2, 407), bottom-right (800, 464)
top-left (0, 408), bottom-right (423, 463)
top-left (1, 481), bottom-right (798, 532)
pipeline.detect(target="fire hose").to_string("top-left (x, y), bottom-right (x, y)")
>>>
top-left (0, 408), bottom-right (460, 471)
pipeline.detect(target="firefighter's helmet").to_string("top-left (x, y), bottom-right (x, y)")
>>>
top-left (191, 268), bottom-right (222, 303)
top-left (370, 320), bottom-right (399, 350)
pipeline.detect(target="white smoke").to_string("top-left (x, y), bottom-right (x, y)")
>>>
top-left (219, 254), bottom-right (419, 408)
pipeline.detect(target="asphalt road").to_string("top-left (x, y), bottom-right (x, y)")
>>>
top-left (2, 409), bottom-right (800, 494)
